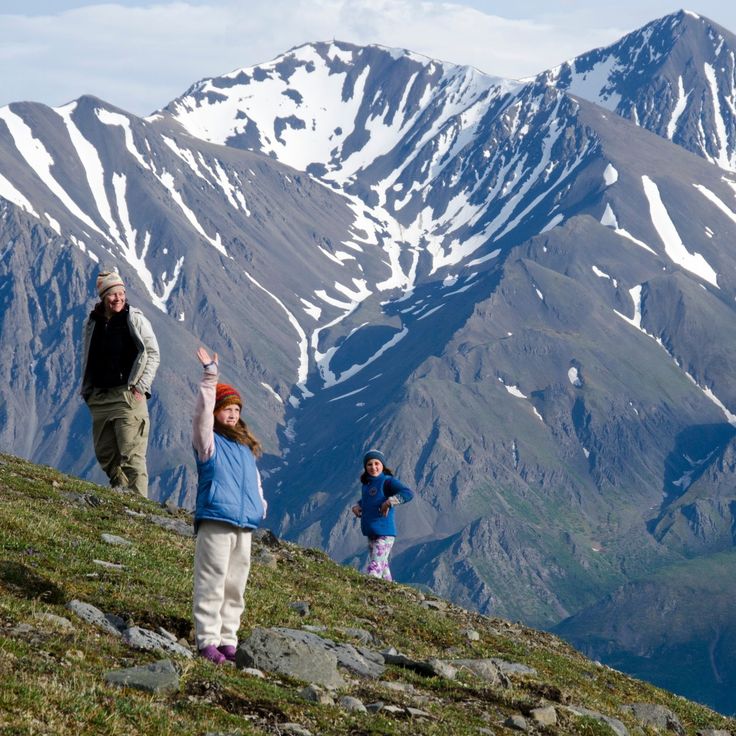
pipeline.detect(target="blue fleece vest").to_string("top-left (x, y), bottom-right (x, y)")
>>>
top-left (194, 433), bottom-right (263, 531)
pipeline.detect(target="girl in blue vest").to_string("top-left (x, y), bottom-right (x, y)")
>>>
top-left (192, 347), bottom-right (266, 664)
top-left (351, 449), bottom-right (413, 580)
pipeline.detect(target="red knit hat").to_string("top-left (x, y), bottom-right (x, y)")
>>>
top-left (214, 383), bottom-right (242, 412)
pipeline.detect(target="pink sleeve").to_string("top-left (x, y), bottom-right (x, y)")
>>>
top-left (192, 364), bottom-right (218, 462)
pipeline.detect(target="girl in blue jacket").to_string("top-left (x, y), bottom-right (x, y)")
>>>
top-left (351, 449), bottom-right (413, 580)
top-left (192, 347), bottom-right (266, 665)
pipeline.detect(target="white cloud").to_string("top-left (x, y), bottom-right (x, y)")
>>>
top-left (0, 0), bottom-right (734, 116)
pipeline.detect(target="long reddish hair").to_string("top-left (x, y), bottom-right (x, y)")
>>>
top-left (214, 418), bottom-right (262, 457)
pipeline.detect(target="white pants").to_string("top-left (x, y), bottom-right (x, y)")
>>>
top-left (193, 520), bottom-right (252, 649)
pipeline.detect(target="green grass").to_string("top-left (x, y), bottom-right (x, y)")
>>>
top-left (1, 453), bottom-right (734, 735)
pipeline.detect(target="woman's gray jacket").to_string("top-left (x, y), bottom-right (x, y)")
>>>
top-left (80, 306), bottom-right (160, 399)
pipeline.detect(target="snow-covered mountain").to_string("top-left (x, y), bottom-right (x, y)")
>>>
top-left (538, 9), bottom-right (736, 171)
top-left (2, 9), bottom-right (736, 713)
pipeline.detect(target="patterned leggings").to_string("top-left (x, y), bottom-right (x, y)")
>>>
top-left (366, 536), bottom-right (395, 580)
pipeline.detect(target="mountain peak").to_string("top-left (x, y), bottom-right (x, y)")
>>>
top-left (539, 7), bottom-right (736, 170)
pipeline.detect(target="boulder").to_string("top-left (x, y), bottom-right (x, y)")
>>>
top-left (236, 628), bottom-right (345, 688)
top-left (620, 703), bottom-right (684, 734)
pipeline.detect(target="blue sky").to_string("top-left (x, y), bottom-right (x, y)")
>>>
top-left (2, 1), bottom-right (735, 115)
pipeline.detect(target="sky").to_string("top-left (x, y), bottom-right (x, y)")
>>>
top-left (2, 1), bottom-right (735, 116)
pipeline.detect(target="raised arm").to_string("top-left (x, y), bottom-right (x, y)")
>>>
top-left (192, 347), bottom-right (219, 463)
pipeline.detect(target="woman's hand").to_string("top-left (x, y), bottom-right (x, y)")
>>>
top-left (379, 499), bottom-right (392, 516)
top-left (351, 504), bottom-right (362, 518)
top-left (197, 347), bottom-right (218, 367)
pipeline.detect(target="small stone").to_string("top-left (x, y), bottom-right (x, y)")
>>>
top-left (338, 695), bottom-right (367, 713)
top-left (257, 550), bottom-right (278, 569)
top-left (381, 681), bottom-right (416, 694)
top-left (122, 626), bottom-right (193, 658)
top-left (289, 601), bottom-right (310, 617)
top-left (67, 600), bottom-right (122, 637)
top-left (302, 625), bottom-right (327, 632)
top-left (240, 667), bottom-right (266, 678)
top-left (101, 533), bottom-right (133, 546)
top-left (406, 707), bottom-right (432, 718)
top-left (33, 613), bottom-right (73, 629)
top-left (530, 706), bottom-right (557, 727)
top-left (277, 724), bottom-right (312, 736)
top-left (298, 684), bottom-right (334, 705)
top-left (420, 599), bottom-right (447, 611)
top-left (504, 714), bottom-right (529, 731)
top-left (366, 702), bottom-right (385, 714)
top-left (462, 628), bottom-right (480, 641)
top-left (93, 559), bottom-right (124, 570)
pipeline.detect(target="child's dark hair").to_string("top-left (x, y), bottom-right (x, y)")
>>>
top-left (214, 418), bottom-right (262, 457)
top-left (360, 466), bottom-right (393, 484)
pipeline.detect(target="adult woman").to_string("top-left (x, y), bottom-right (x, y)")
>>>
top-left (80, 270), bottom-right (160, 497)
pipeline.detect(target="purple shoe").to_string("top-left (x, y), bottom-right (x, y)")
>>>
top-left (199, 644), bottom-right (226, 664)
top-left (217, 644), bottom-right (237, 662)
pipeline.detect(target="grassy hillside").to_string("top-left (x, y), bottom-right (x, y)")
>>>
top-left (1, 453), bottom-right (734, 736)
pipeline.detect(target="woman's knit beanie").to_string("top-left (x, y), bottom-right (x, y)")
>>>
top-left (363, 449), bottom-right (386, 468)
top-left (214, 383), bottom-right (242, 412)
top-left (96, 270), bottom-right (125, 297)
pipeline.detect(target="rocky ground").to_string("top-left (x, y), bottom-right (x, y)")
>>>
top-left (1, 453), bottom-right (734, 735)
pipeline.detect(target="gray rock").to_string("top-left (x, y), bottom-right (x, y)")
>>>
top-left (289, 601), bottom-right (311, 617)
top-left (240, 667), bottom-right (266, 678)
top-left (66, 600), bottom-right (122, 637)
top-left (530, 706), bottom-right (557, 727)
top-left (236, 627), bottom-right (345, 688)
top-left (461, 628), bottom-right (480, 641)
top-left (491, 658), bottom-right (537, 676)
top-left (121, 626), bottom-right (193, 658)
top-left (381, 649), bottom-right (454, 678)
top-left (101, 533), bottom-right (133, 546)
top-left (274, 627), bottom-right (385, 678)
top-left (256, 550), bottom-right (278, 569)
top-left (339, 695), bottom-right (367, 713)
top-left (366, 702), bottom-right (385, 714)
top-left (298, 684), bottom-right (334, 705)
top-left (157, 626), bottom-right (177, 642)
top-left (277, 724), bottom-right (312, 736)
top-left (452, 659), bottom-right (505, 686)
top-left (696, 730), bottom-right (733, 736)
top-left (566, 705), bottom-right (629, 736)
top-left (33, 612), bottom-right (73, 629)
top-left (104, 658), bottom-right (179, 694)
top-left (380, 681), bottom-right (416, 694)
top-left (302, 625), bottom-right (327, 633)
top-left (253, 528), bottom-right (281, 547)
top-left (148, 514), bottom-right (193, 536)
top-left (620, 703), bottom-right (684, 734)
top-left (420, 599), bottom-right (448, 612)
top-left (504, 714), bottom-right (529, 731)
top-left (406, 707), bottom-right (432, 718)
top-left (336, 627), bottom-right (375, 645)
top-left (93, 559), bottom-right (124, 570)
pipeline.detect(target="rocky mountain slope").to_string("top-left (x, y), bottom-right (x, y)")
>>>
top-left (2, 453), bottom-right (735, 735)
top-left (2, 8), bottom-right (736, 715)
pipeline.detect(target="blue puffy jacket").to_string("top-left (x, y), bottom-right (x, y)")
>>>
top-left (359, 473), bottom-right (413, 538)
top-left (194, 433), bottom-right (264, 531)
